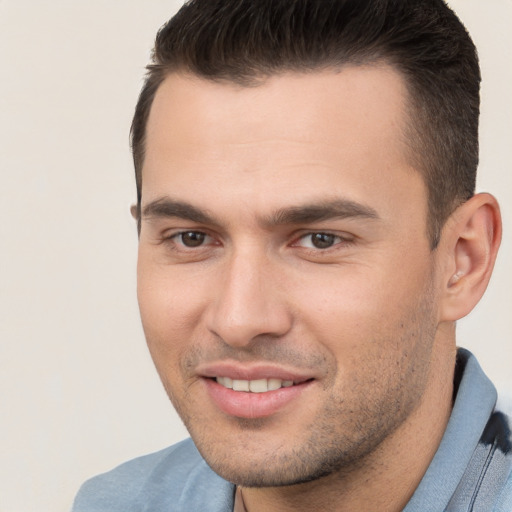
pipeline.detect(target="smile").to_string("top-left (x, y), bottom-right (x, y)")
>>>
top-left (204, 375), bottom-right (314, 418)
top-left (215, 377), bottom-right (295, 393)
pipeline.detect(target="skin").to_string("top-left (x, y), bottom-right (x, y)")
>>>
top-left (136, 66), bottom-right (501, 511)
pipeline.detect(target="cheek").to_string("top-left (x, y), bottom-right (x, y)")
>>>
top-left (293, 257), bottom-right (436, 362)
top-left (292, 266), bottom-right (390, 337)
top-left (136, 260), bottom-right (209, 371)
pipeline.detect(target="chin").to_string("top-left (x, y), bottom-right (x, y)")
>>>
top-left (191, 423), bottom-right (379, 488)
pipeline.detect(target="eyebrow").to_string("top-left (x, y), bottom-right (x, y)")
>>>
top-left (142, 198), bottom-right (213, 224)
top-left (141, 197), bottom-right (379, 226)
top-left (266, 199), bottom-right (379, 226)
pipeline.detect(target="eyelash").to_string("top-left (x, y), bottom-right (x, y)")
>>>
top-left (164, 230), bottom-right (354, 253)
top-left (166, 231), bottom-right (216, 249)
top-left (292, 232), bottom-right (351, 250)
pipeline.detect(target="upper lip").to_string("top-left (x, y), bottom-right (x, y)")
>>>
top-left (196, 361), bottom-right (316, 383)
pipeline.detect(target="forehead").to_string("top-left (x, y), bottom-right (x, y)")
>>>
top-left (142, 66), bottom-right (425, 226)
top-left (145, 65), bottom-right (410, 156)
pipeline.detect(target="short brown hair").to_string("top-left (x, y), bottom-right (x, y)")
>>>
top-left (131, 0), bottom-right (480, 247)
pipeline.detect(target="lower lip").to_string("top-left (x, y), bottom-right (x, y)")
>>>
top-left (203, 378), bottom-right (313, 419)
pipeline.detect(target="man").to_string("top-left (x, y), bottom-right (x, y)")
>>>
top-left (72, 0), bottom-right (511, 510)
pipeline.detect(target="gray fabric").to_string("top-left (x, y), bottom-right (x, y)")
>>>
top-left (71, 349), bottom-right (512, 511)
top-left (72, 440), bottom-right (234, 512)
top-left (403, 349), bottom-right (512, 511)
top-left (445, 411), bottom-right (512, 511)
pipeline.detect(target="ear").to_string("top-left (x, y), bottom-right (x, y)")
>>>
top-left (130, 204), bottom-right (138, 220)
top-left (438, 193), bottom-right (502, 322)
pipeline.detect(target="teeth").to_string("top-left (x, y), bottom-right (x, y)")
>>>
top-left (232, 379), bottom-right (250, 392)
top-left (217, 376), bottom-right (233, 388)
top-left (249, 379), bottom-right (268, 393)
top-left (267, 378), bottom-right (282, 391)
top-left (216, 377), bottom-right (296, 393)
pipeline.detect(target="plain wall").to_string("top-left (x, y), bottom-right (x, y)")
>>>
top-left (0, 1), bottom-right (510, 511)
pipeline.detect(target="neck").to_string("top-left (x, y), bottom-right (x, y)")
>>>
top-left (241, 343), bottom-right (456, 512)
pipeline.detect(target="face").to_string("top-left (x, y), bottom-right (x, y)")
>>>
top-left (137, 67), bottom-right (442, 486)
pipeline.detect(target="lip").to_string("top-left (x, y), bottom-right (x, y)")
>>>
top-left (198, 362), bottom-right (316, 419)
top-left (197, 362), bottom-right (315, 382)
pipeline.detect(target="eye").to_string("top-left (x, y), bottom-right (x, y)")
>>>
top-left (295, 232), bottom-right (344, 250)
top-left (174, 231), bottom-right (210, 248)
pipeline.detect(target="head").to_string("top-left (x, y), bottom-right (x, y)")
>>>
top-left (132, 0), bottom-right (501, 494)
top-left (132, 0), bottom-right (481, 248)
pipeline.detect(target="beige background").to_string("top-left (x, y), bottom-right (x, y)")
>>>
top-left (0, 1), bottom-right (510, 511)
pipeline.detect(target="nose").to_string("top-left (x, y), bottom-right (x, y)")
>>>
top-left (205, 248), bottom-right (293, 347)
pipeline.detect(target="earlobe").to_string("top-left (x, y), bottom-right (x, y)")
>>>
top-left (439, 193), bottom-right (502, 322)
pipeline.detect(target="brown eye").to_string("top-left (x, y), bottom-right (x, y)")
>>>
top-left (310, 233), bottom-right (336, 249)
top-left (180, 231), bottom-right (206, 247)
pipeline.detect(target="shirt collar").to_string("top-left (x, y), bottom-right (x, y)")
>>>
top-left (403, 348), bottom-right (497, 511)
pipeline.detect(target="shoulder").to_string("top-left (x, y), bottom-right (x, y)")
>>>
top-left (71, 438), bottom-right (235, 512)
top-left (494, 470), bottom-right (512, 512)
top-left (491, 394), bottom-right (512, 511)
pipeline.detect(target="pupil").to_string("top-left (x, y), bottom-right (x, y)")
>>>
top-left (312, 233), bottom-right (335, 249)
top-left (182, 232), bottom-right (205, 247)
